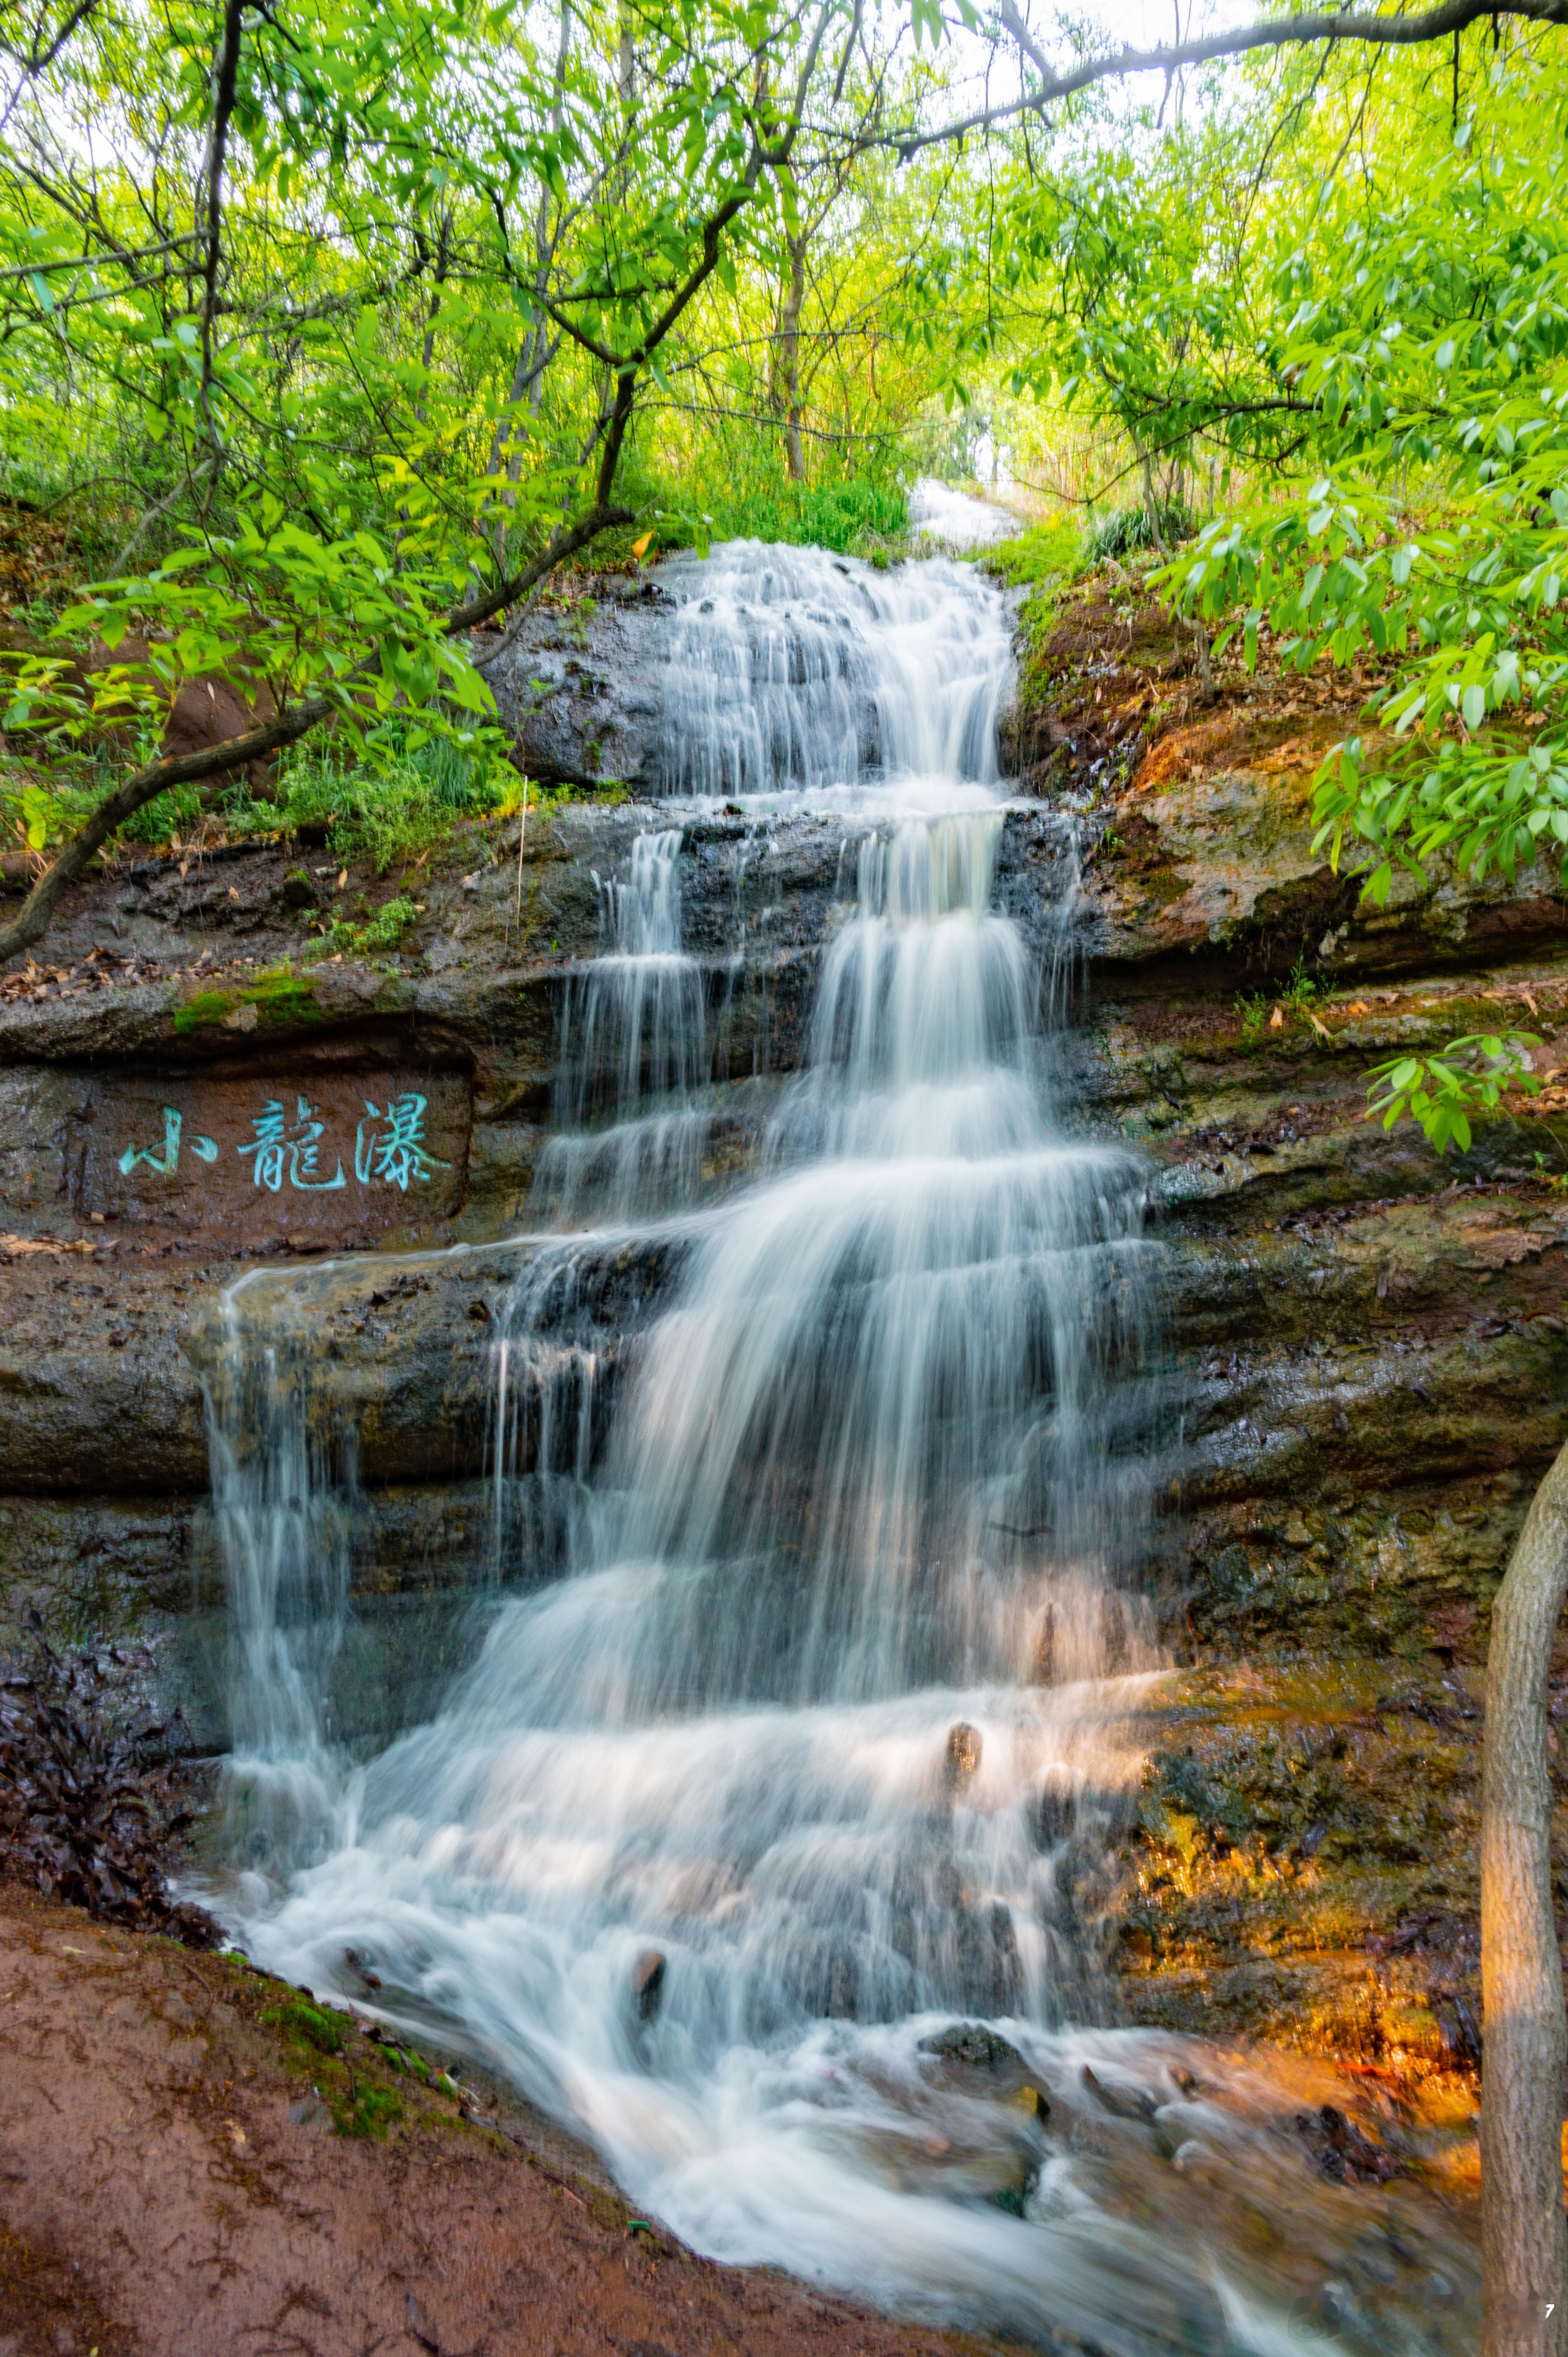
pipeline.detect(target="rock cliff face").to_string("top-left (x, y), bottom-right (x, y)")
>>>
top-left (1024, 588), bottom-right (1568, 2079)
top-left (2, 564), bottom-right (1564, 2081)
top-left (479, 577), bottom-right (677, 788)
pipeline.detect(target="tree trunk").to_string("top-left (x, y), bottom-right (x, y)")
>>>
top-left (769, 160), bottom-right (807, 484)
top-left (1482, 1436), bottom-right (1568, 2357)
top-left (776, 233), bottom-right (806, 481)
top-left (764, 230), bottom-right (801, 483)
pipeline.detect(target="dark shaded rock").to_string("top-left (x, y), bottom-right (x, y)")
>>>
top-left (1293, 2101), bottom-right (1402, 2186)
top-left (0, 1619), bottom-right (217, 1944)
top-left (631, 1947), bottom-right (666, 2021)
top-left (1081, 2065), bottom-right (1157, 2123)
top-left (919, 2022), bottom-right (1022, 2070)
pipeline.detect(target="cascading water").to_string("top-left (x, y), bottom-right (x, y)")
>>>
top-left (532, 827), bottom-right (712, 1219)
top-left (203, 1276), bottom-right (357, 1865)
top-left (653, 540), bottom-right (1015, 803)
top-left (205, 537), bottom-right (1478, 2357)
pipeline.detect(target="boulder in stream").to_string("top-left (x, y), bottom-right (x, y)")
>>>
top-left (918, 2021), bottom-right (1022, 2070)
top-left (943, 1721), bottom-right (982, 1788)
top-left (631, 1947), bottom-right (666, 2021)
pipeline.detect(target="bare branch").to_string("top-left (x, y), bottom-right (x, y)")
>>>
top-left (0, 231), bottom-right (199, 285)
top-left (877, 0), bottom-right (1568, 157)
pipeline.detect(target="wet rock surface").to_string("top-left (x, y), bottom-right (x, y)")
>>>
top-left (1030, 586), bottom-right (1567, 2074)
top-left (480, 576), bottom-right (678, 788)
top-left (0, 1627), bottom-right (215, 1943)
top-left (1, 563), bottom-right (1565, 2105)
top-left (0, 1879), bottom-right (987, 2357)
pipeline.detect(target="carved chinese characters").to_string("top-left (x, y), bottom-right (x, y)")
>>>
top-left (70, 1067), bottom-right (469, 1243)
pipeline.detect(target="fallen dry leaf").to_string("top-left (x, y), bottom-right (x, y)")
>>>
top-left (0, 1232), bottom-right (100, 1258)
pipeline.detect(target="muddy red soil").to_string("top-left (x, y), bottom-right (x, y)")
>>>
top-left (0, 1882), bottom-right (989, 2357)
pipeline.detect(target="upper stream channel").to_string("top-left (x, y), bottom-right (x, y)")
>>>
top-left (194, 529), bottom-right (1479, 2356)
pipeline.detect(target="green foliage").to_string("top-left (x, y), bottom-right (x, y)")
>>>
top-left (0, 763), bottom-right (94, 856)
top-left (261, 1993), bottom-right (348, 2059)
top-left (665, 478), bottom-right (907, 557)
top-left (17, 780), bottom-right (57, 851)
top-left (1010, 36), bottom-right (1568, 1158)
top-left (1366, 1032), bottom-right (1540, 1154)
top-left (264, 728), bottom-right (507, 872)
top-left (986, 515), bottom-right (1085, 592)
top-left (305, 895), bottom-right (420, 962)
top-left (1233, 959), bottom-right (1322, 1048)
top-left (985, 516), bottom-right (1087, 642)
top-left (1235, 990), bottom-right (1269, 1046)
top-left (1314, 732), bottom-right (1568, 906)
top-left (0, 0), bottom-right (962, 906)
top-left (1086, 499), bottom-right (1195, 563)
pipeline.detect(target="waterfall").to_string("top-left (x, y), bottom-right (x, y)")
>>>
top-left (202, 1273), bottom-right (357, 1867)
top-left (206, 538), bottom-right (1478, 2357)
top-left (653, 542), bottom-right (1016, 802)
top-left (532, 827), bottom-right (712, 1221)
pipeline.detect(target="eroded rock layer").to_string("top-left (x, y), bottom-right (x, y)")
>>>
top-left (2, 566), bottom-right (1564, 2091)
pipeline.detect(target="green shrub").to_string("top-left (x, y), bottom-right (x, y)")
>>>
top-left (1084, 498), bottom-right (1196, 563)
top-left (986, 515), bottom-right (1086, 593)
top-left (657, 477), bottom-right (908, 557)
top-left (983, 516), bottom-right (1089, 642)
top-left (304, 894), bottom-right (420, 962)
top-left (1235, 990), bottom-right (1269, 1044)
top-left (258, 725), bottom-right (507, 871)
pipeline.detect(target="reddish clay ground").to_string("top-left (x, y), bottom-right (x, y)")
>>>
top-left (0, 1883), bottom-right (986, 2357)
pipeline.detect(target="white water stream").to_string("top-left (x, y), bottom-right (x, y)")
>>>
top-left (204, 537), bottom-right (1478, 2356)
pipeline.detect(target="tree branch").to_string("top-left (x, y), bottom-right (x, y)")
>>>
top-left (0, 231), bottom-right (199, 285)
top-left (0, 501), bottom-right (636, 965)
top-left (196, 0), bottom-right (248, 448)
top-left (542, 0), bottom-right (836, 372)
top-left (0, 692), bottom-right (335, 963)
top-left (878, 0), bottom-right (1568, 157)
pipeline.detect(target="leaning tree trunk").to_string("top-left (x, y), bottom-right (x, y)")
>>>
top-left (770, 165), bottom-right (807, 484)
top-left (779, 233), bottom-right (806, 484)
top-left (1483, 1436), bottom-right (1568, 2357)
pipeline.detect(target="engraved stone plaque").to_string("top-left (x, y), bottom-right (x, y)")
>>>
top-left (65, 1066), bottom-right (471, 1244)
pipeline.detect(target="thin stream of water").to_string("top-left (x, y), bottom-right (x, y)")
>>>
top-left (200, 538), bottom-right (1479, 2356)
